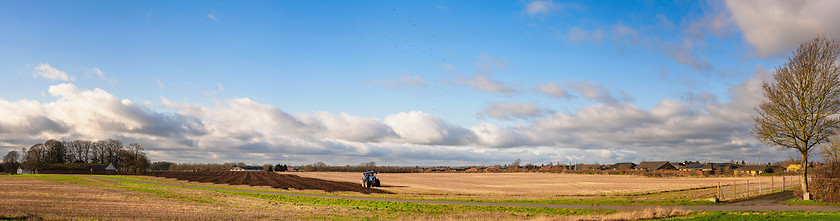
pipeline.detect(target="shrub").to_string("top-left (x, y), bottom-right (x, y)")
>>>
top-left (809, 163), bottom-right (840, 203)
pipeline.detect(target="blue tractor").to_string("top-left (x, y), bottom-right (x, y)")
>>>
top-left (361, 171), bottom-right (380, 188)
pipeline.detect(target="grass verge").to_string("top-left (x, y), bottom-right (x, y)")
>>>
top-left (210, 189), bottom-right (616, 216)
top-left (671, 211), bottom-right (840, 220)
top-left (784, 198), bottom-right (840, 206)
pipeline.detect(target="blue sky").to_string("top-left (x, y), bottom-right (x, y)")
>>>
top-left (2, 0), bottom-right (839, 166)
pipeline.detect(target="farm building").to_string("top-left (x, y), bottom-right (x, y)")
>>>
top-left (636, 161), bottom-right (677, 171)
top-left (786, 164), bottom-right (802, 172)
top-left (230, 166), bottom-right (263, 171)
top-left (611, 162), bottom-right (636, 170)
top-left (37, 163), bottom-right (117, 175)
top-left (681, 163), bottom-right (705, 171)
top-left (734, 165), bottom-right (767, 176)
top-left (576, 164), bottom-right (606, 170)
top-left (16, 167), bottom-right (36, 174)
top-left (669, 162), bottom-right (686, 169)
top-left (700, 163), bottom-right (737, 171)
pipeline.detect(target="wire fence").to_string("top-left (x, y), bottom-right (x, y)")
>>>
top-left (716, 175), bottom-right (800, 201)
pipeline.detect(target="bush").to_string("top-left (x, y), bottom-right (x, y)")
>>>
top-left (809, 163), bottom-right (840, 203)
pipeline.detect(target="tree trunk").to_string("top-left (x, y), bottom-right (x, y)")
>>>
top-left (801, 153), bottom-right (809, 196)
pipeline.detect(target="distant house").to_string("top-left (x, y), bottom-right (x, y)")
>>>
top-left (16, 167), bottom-right (36, 175)
top-left (682, 163), bottom-right (705, 171)
top-left (786, 164), bottom-right (802, 172)
top-left (734, 165), bottom-right (767, 176)
top-left (700, 163), bottom-right (737, 171)
top-left (576, 164), bottom-right (606, 170)
top-left (230, 166), bottom-right (263, 171)
top-left (636, 161), bottom-right (677, 171)
top-left (670, 162), bottom-right (686, 170)
top-left (611, 162), bottom-right (637, 170)
top-left (465, 167), bottom-right (480, 172)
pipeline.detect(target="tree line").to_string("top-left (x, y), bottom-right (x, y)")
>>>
top-left (1, 139), bottom-right (150, 175)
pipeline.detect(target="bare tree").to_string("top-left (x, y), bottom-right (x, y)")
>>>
top-left (44, 139), bottom-right (67, 164)
top-left (753, 37), bottom-right (840, 198)
top-left (821, 136), bottom-right (840, 164)
top-left (99, 139), bottom-right (123, 165)
top-left (22, 144), bottom-right (46, 171)
top-left (73, 140), bottom-right (94, 163)
top-left (2, 150), bottom-right (21, 174)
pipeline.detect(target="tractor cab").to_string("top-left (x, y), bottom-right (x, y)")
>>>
top-left (361, 171), bottom-right (380, 188)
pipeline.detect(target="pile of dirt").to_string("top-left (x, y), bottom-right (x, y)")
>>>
top-left (149, 171), bottom-right (390, 194)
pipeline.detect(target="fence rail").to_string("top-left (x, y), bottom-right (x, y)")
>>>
top-left (716, 175), bottom-right (799, 201)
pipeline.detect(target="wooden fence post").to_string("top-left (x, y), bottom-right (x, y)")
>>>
top-left (746, 180), bottom-right (750, 197)
top-left (771, 176), bottom-right (774, 191)
top-left (717, 182), bottom-right (721, 201)
top-left (783, 176), bottom-right (785, 190)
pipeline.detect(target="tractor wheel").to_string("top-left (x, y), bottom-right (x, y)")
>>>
top-left (373, 180), bottom-right (380, 187)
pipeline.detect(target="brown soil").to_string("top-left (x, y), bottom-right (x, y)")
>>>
top-left (149, 171), bottom-right (391, 194)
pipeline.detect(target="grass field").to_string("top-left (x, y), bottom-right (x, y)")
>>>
top-left (1, 173), bottom-right (838, 220)
top-left (294, 172), bottom-right (799, 205)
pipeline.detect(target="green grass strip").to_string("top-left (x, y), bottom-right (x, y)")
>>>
top-left (784, 198), bottom-right (840, 206)
top-left (210, 189), bottom-right (614, 216)
top-left (670, 211), bottom-right (840, 221)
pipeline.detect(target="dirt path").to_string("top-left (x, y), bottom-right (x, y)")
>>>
top-left (98, 176), bottom-right (839, 212)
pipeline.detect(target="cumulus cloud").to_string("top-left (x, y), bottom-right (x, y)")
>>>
top-left (384, 111), bottom-right (474, 145)
top-left (0, 70), bottom-right (794, 165)
top-left (455, 74), bottom-right (517, 94)
top-left (537, 82), bottom-right (573, 98)
top-left (523, 68), bottom-right (776, 161)
top-left (33, 63), bottom-right (73, 81)
top-left (726, 0), bottom-right (840, 57)
top-left (483, 102), bottom-right (551, 120)
top-left (566, 81), bottom-right (634, 104)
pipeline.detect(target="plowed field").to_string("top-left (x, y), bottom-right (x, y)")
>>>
top-left (149, 171), bottom-right (390, 194)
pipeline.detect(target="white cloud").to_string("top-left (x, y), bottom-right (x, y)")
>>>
top-left (726, 0), bottom-right (840, 57)
top-left (657, 13), bottom-right (674, 29)
top-left (154, 79), bottom-right (165, 89)
top-left (525, 1), bottom-right (555, 15)
top-left (524, 0), bottom-right (581, 16)
top-left (455, 74), bottom-right (517, 94)
top-left (537, 82), bottom-right (573, 98)
top-left (566, 81), bottom-right (634, 104)
top-left (0, 70), bottom-right (796, 165)
top-left (33, 63), bottom-right (73, 81)
top-left (483, 102), bottom-right (550, 120)
top-left (91, 68), bottom-right (104, 77)
top-left (207, 14), bottom-right (217, 21)
top-left (368, 75), bottom-right (427, 89)
top-left (383, 111), bottom-right (474, 145)
top-left (567, 27), bottom-right (604, 43)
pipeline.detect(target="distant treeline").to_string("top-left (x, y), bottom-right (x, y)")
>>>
top-left (2, 139), bottom-right (150, 175)
top-left (148, 161), bottom-right (415, 173)
top-left (298, 162), bottom-right (415, 173)
top-left (152, 161), bottom-right (290, 172)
